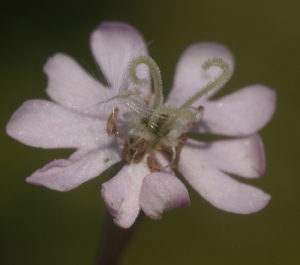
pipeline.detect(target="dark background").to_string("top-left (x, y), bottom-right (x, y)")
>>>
top-left (1, 0), bottom-right (299, 264)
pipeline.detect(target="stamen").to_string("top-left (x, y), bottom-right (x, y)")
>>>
top-left (129, 56), bottom-right (163, 109)
top-left (123, 138), bottom-right (135, 162)
top-left (133, 139), bottom-right (148, 162)
top-left (189, 106), bottom-right (204, 127)
top-left (180, 58), bottom-right (231, 109)
top-left (169, 146), bottom-right (176, 167)
top-left (197, 106), bottom-right (204, 121)
top-left (107, 108), bottom-right (119, 133)
top-left (171, 140), bottom-right (184, 169)
top-left (147, 156), bottom-right (161, 172)
top-left (143, 93), bottom-right (152, 106)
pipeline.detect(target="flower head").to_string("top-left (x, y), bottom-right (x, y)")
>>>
top-left (6, 22), bottom-right (276, 228)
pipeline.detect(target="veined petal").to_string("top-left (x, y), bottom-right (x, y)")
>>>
top-left (6, 99), bottom-right (113, 150)
top-left (140, 173), bottom-right (190, 219)
top-left (192, 85), bottom-right (276, 136)
top-left (178, 139), bottom-right (270, 213)
top-left (44, 53), bottom-right (111, 118)
top-left (90, 22), bottom-right (151, 94)
top-left (26, 148), bottom-right (121, 191)
top-left (200, 135), bottom-right (265, 178)
top-left (101, 158), bottom-right (151, 229)
top-left (168, 42), bottom-right (235, 105)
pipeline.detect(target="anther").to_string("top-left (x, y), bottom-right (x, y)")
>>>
top-left (143, 94), bottom-right (152, 106)
top-left (171, 140), bottom-right (184, 169)
top-left (123, 138), bottom-right (135, 162)
top-left (190, 106), bottom-right (204, 127)
top-left (147, 156), bottom-right (161, 172)
top-left (198, 106), bottom-right (204, 121)
top-left (133, 139), bottom-right (148, 162)
top-left (107, 108), bottom-right (119, 133)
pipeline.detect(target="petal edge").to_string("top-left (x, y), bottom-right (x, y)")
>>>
top-left (140, 173), bottom-right (190, 219)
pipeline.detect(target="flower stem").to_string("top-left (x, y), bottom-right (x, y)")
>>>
top-left (95, 210), bottom-right (144, 265)
top-left (95, 162), bottom-right (144, 265)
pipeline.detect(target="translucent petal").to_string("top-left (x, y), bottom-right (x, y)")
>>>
top-left (178, 139), bottom-right (270, 213)
top-left (168, 42), bottom-right (235, 105)
top-left (44, 53), bottom-right (113, 119)
top-left (6, 100), bottom-right (113, 150)
top-left (27, 148), bottom-right (121, 191)
top-left (198, 135), bottom-right (265, 178)
top-left (140, 173), bottom-right (190, 219)
top-left (90, 22), bottom-right (151, 94)
top-left (192, 85), bottom-right (276, 136)
top-left (101, 158), bottom-right (150, 228)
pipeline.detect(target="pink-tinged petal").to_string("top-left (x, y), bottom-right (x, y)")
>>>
top-left (140, 173), bottom-right (190, 219)
top-left (101, 158), bottom-right (151, 228)
top-left (26, 148), bottom-right (121, 191)
top-left (6, 100), bottom-right (114, 150)
top-left (178, 139), bottom-right (271, 213)
top-left (168, 42), bottom-right (235, 105)
top-left (192, 85), bottom-right (276, 136)
top-left (44, 53), bottom-right (112, 118)
top-left (90, 22), bottom-right (151, 95)
top-left (201, 135), bottom-right (265, 178)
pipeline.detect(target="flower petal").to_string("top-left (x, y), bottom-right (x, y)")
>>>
top-left (6, 100), bottom-right (114, 150)
top-left (192, 85), bottom-right (276, 136)
top-left (140, 173), bottom-right (190, 219)
top-left (26, 148), bottom-right (121, 191)
top-left (178, 139), bottom-right (271, 213)
top-left (90, 22), bottom-right (151, 94)
top-left (101, 158), bottom-right (151, 228)
top-left (44, 53), bottom-right (111, 118)
top-left (168, 42), bottom-right (235, 105)
top-left (200, 135), bottom-right (265, 178)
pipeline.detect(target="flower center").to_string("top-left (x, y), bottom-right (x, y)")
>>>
top-left (106, 56), bottom-right (231, 172)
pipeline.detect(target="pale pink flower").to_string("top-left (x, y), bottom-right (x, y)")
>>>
top-left (6, 22), bottom-right (276, 228)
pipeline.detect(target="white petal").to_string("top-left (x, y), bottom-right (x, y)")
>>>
top-left (44, 53), bottom-right (112, 119)
top-left (6, 100), bottom-right (115, 150)
top-left (178, 139), bottom-right (270, 213)
top-left (27, 148), bottom-right (121, 191)
top-left (6, 100), bottom-right (114, 150)
top-left (192, 85), bottom-right (276, 136)
top-left (140, 173), bottom-right (190, 219)
top-left (168, 42), bottom-right (234, 105)
top-left (90, 22), bottom-right (151, 94)
top-left (201, 135), bottom-right (265, 178)
top-left (101, 158), bottom-right (151, 228)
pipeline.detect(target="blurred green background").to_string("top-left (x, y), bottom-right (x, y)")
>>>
top-left (1, 0), bottom-right (299, 264)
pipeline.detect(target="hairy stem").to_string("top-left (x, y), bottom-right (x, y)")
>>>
top-left (129, 56), bottom-right (163, 109)
top-left (180, 58), bottom-right (231, 109)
